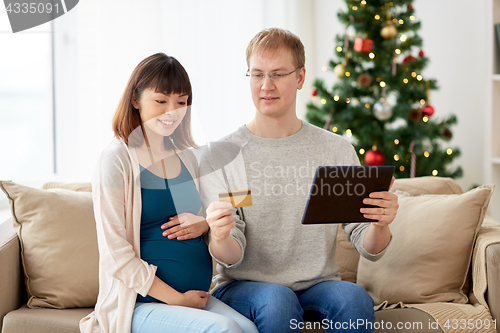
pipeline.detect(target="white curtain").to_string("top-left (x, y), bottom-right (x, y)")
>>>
top-left (53, 0), bottom-right (319, 181)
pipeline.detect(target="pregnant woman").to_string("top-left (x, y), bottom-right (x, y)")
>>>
top-left (79, 53), bottom-right (258, 333)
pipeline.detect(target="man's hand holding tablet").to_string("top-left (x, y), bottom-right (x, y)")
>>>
top-left (360, 176), bottom-right (398, 226)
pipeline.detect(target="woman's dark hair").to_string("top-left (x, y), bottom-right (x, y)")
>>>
top-left (112, 52), bottom-right (196, 150)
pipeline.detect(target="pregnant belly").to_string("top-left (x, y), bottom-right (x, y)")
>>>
top-left (138, 237), bottom-right (213, 302)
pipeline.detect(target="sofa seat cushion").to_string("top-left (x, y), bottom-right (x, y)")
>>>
top-left (374, 308), bottom-right (442, 333)
top-left (299, 308), bottom-right (443, 333)
top-left (1, 306), bottom-right (443, 333)
top-left (2, 306), bottom-right (92, 333)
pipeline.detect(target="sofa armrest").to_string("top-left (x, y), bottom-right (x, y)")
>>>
top-left (0, 218), bottom-right (26, 331)
top-left (486, 242), bottom-right (500, 324)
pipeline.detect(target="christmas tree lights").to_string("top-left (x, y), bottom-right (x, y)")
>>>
top-left (306, 0), bottom-right (462, 178)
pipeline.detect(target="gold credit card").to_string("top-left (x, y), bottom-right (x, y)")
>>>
top-left (218, 189), bottom-right (252, 208)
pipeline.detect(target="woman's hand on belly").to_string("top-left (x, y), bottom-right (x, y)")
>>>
top-left (161, 213), bottom-right (209, 240)
top-left (177, 290), bottom-right (210, 309)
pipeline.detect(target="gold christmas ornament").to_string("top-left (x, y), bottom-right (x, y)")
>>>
top-left (380, 22), bottom-right (398, 39)
top-left (334, 63), bottom-right (346, 79)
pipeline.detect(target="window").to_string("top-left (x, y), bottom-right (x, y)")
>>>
top-left (0, 18), bottom-right (54, 182)
top-left (0, 14), bottom-right (53, 219)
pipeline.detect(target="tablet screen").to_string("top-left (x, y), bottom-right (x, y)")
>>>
top-left (301, 166), bottom-right (395, 224)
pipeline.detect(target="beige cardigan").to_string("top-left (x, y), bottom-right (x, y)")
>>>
top-left (79, 138), bottom-right (200, 333)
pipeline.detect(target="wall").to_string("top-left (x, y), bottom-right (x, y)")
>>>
top-left (8, 0), bottom-right (487, 192)
top-left (417, 0), bottom-right (487, 190)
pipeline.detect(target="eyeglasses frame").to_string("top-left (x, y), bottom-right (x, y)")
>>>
top-left (246, 66), bottom-right (303, 81)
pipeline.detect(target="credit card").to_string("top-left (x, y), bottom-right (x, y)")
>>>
top-left (218, 189), bottom-right (252, 208)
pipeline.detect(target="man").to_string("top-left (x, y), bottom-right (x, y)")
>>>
top-left (201, 28), bottom-right (399, 333)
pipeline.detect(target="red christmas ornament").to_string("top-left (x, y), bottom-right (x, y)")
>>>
top-left (422, 104), bottom-right (435, 117)
top-left (409, 3), bottom-right (414, 9)
top-left (402, 55), bottom-right (416, 65)
top-left (311, 89), bottom-right (318, 97)
top-left (354, 38), bottom-right (374, 53)
top-left (364, 149), bottom-right (385, 166)
top-left (419, 49), bottom-right (425, 57)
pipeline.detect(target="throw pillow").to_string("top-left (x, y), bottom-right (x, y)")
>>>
top-left (334, 177), bottom-right (464, 283)
top-left (41, 182), bottom-right (92, 192)
top-left (0, 181), bottom-right (98, 309)
top-left (335, 225), bottom-right (359, 283)
top-left (357, 184), bottom-right (494, 305)
top-left (390, 176), bottom-right (464, 196)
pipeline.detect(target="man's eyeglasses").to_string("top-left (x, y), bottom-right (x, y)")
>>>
top-left (246, 67), bottom-right (302, 82)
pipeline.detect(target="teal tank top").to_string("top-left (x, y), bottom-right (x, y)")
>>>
top-left (137, 160), bottom-right (212, 303)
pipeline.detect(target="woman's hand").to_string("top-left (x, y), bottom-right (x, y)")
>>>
top-left (360, 176), bottom-right (399, 227)
top-left (175, 290), bottom-right (209, 309)
top-left (148, 276), bottom-right (209, 308)
top-left (161, 213), bottom-right (208, 240)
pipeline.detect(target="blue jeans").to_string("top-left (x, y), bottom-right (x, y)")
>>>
top-left (132, 296), bottom-right (259, 333)
top-left (212, 280), bottom-right (375, 333)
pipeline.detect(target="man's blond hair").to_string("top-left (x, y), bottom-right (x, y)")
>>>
top-left (246, 28), bottom-right (305, 69)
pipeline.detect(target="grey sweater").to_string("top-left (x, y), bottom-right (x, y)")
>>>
top-left (200, 121), bottom-right (385, 292)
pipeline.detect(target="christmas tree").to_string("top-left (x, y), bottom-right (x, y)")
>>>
top-left (306, 0), bottom-right (462, 179)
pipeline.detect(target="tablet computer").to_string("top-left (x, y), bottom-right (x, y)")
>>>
top-left (301, 166), bottom-right (395, 224)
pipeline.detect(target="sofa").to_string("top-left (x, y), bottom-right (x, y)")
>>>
top-left (1, 177), bottom-right (499, 333)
